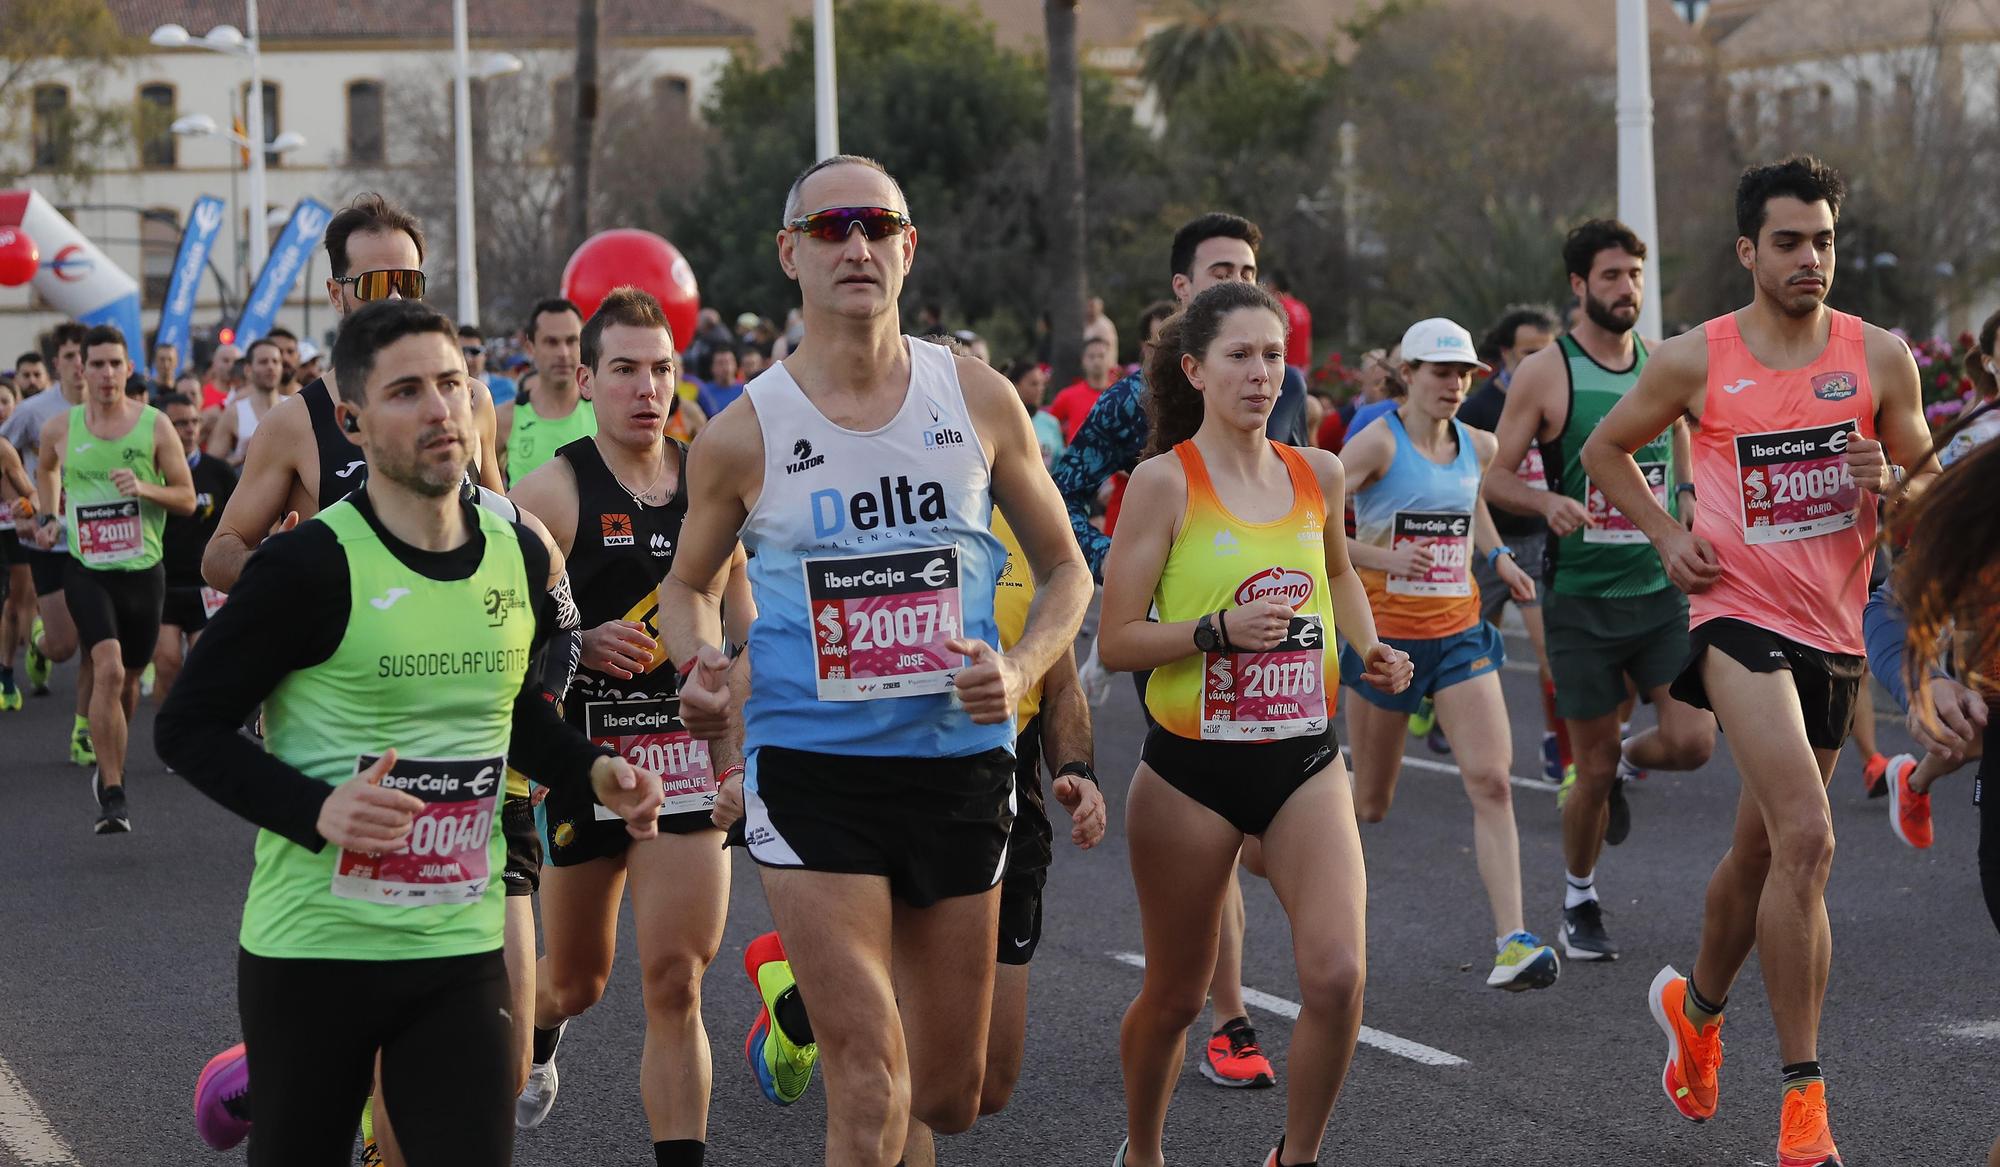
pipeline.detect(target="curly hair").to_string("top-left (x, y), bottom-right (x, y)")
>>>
top-left (1141, 282), bottom-right (1285, 460)
top-left (1890, 434), bottom-right (2000, 710)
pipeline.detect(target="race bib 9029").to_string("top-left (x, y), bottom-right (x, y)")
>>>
top-left (1735, 422), bottom-right (1861, 545)
top-left (804, 545), bottom-right (964, 701)
top-left (1387, 510), bottom-right (1472, 596)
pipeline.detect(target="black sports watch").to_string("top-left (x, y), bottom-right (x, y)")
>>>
top-left (1193, 612), bottom-right (1223, 653)
top-left (1056, 760), bottom-right (1099, 787)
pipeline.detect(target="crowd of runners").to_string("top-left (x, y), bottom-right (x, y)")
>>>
top-left (1, 150), bottom-right (1996, 1167)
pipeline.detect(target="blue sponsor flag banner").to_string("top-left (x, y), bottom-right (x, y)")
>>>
top-left (235, 197), bottom-right (331, 345)
top-left (155, 195), bottom-right (226, 360)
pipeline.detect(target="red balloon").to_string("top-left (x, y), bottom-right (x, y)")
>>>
top-left (0, 227), bottom-right (38, 287)
top-left (560, 229), bottom-right (700, 351)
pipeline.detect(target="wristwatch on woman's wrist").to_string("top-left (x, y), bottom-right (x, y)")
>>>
top-left (1193, 612), bottom-right (1222, 653)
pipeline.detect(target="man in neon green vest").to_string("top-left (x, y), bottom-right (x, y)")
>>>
top-left (157, 299), bottom-right (662, 1164)
top-left (31, 323), bottom-right (195, 833)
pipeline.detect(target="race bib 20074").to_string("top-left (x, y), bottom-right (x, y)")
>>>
top-left (1200, 615), bottom-right (1328, 741)
top-left (803, 545), bottom-right (964, 701)
top-left (332, 754), bottom-right (504, 907)
top-left (584, 696), bottom-right (716, 817)
top-left (1584, 461), bottom-right (1669, 545)
top-left (74, 497), bottom-right (142, 566)
top-left (1387, 510), bottom-right (1472, 596)
top-left (1734, 422), bottom-right (1860, 545)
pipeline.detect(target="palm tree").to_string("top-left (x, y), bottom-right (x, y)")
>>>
top-left (1045, 0), bottom-right (1088, 386)
top-left (1140, 0), bottom-right (1309, 118)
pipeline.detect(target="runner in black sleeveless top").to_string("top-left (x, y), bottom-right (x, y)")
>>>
top-left (301, 379), bottom-right (371, 507)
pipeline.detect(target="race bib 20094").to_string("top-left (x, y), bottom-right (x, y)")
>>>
top-left (1584, 460), bottom-right (1669, 545)
top-left (332, 754), bottom-right (504, 907)
top-left (1734, 422), bottom-right (1861, 545)
top-left (584, 696), bottom-right (716, 817)
top-left (803, 545), bottom-right (965, 701)
top-left (74, 497), bottom-right (142, 566)
top-left (1387, 510), bottom-right (1472, 596)
top-left (1200, 615), bottom-right (1328, 741)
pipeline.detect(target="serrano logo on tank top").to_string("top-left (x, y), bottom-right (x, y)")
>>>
top-left (1234, 566), bottom-right (1314, 609)
top-left (786, 437), bottom-right (826, 475)
top-left (810, 475), bottom-right (947, 538)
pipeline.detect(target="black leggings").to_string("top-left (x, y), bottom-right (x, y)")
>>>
top-left (238, 948), bottom-right (514, 1167)
top-left (1981, 716), bottom-right (1999, 936)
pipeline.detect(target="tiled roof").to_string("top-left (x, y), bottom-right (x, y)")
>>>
top-left (96, 0), bottom-right (751, 42)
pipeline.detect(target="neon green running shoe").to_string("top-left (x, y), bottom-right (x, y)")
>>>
top-left (139, 662), bottom-right (156, 697)
top-left (0, 678), bottom-right (20, 711)
top-left (71, 718), bottom-right (95, 767)
top-left (1557, 763), bottom-right (1577, 809)
top-left (744, 931), bottom-right (818, 1105)
top-left (1487, 930), bottom-right (1561, 991)
top-left (1407, 697), bottom-right (1437, 738)
top-left (26, 616), bottom-right (51, 694)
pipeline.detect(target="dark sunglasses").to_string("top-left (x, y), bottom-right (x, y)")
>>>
top-left (335, 268), bottom-right (426, 302)
top-left (786, 206), bottom-right (912, 242)
top-left (461, 345), bottom-right (485, 357)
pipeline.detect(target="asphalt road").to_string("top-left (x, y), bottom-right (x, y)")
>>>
top-left (2, 620), bottom-right (1995, 1167)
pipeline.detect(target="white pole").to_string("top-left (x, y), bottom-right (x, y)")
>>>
top-left (1616, 0), bottom-right (1663, 341)
top-left (453, 0), bottom-right (479, 325)
top-left (813, 0), bottom-right (838, 160)
top-left (245, 0), bottom-right (268, 276)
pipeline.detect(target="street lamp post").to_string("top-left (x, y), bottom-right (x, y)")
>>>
top-left (153, 1), bottom-right (274, 275)
top-left (169, 114), bottom-right (304, 294)
top-left (452, 0), bottom-right (523, 327)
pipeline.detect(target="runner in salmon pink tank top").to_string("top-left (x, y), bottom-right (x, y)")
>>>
top-left (1690, 308), bottom-right (1876, 655)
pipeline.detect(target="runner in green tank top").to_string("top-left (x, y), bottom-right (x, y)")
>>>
top-left (30, 324), bottom-right (195, 834)
top-left (156, 300), bottom-right (661, 1164)
top-left (1485, 220), bottom-right (1716, 962)
top-left (499, 298), bottom-right (596, 485)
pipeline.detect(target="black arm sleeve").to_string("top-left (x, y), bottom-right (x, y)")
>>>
top-left (155, 524), bottom-right (349, 850)
top-left (505, 524), bottom-right (612, 791)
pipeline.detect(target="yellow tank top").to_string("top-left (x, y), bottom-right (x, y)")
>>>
top-left (990, 509), bottom-right (1043, 725)
top-left (1145, 440), bottom-right (1338, 741)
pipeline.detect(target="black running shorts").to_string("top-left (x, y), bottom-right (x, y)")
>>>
top-left (1670, 617), bottom-right (1864, 751)
top-left (160, 584), bottom-right (210, 633)
top-left (1141, 724), bottom-right (1339, 836)
top-left (743, 745), bottom-right (1016, 908)
top-left (501, 794), bottom-right (541, 897)
top-left (64, 560), bottom-right (164, 669)
top-left (539, 772), bottom-right (718, 868)
top-left (27, 545), bottom-right (67, 597)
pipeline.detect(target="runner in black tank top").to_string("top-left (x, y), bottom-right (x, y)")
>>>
top-left (300, 379), bottom-right (369, 506)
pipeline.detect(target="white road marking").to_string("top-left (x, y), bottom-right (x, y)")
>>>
top-left (0, 1054), bottom-right (78, 1166)
top-left (1108, 952), bottom-right (1468, 1068)
top-left (1340, 747), bottom-right (1563, 794)
top-left (1943, 1019), bottom-right (2000, 1041)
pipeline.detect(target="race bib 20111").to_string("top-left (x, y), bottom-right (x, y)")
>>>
top-left (804, 545), bottom-right (965, 701)
top-left (74, 497), bottom-right (142, 566)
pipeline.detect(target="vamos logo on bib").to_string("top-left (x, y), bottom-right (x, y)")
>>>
top-left (1234, 566), bottom-right (1314, 609)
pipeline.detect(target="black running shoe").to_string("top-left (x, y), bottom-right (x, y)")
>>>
top-left (93, 773), bottom-right (130, 835)
top-left (1604, 775), bottom-right (1632, 846)
top-left (1560, 899), bottom-right (1618, 961)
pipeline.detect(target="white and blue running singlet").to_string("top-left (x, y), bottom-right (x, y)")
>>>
top-left (739, 337), bottom-right (1014, 758)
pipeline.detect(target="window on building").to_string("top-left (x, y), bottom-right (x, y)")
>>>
top-left (655, 76), bottom-right (692, 124)
top-left (32, 84), bottom-right (72, 169)
top-left (1855, 78), bottom-right (1875, 140)
top-left (240, 80), bottom-right (283, 166)
top-left (347, 80), bottom-right (385, 164)
top-left (141, 208), bottom-right (181, 308)
top-left (138, 83), bottom-right (177, 169)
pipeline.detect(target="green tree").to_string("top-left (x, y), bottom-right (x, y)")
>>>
top-left (1140, 0), bottom-right (1309, 119)
top-left (0, 0), bottom-right (137, 187)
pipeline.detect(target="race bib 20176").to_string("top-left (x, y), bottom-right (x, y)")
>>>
top-left (1200, 615), bottom-right (1329, 741)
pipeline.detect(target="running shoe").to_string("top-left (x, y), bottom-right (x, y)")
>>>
top-left (1111, 1138), bottom-right (1129, 1166)
top-left (515, 1020), bottom-right (563, 1129)
top-left (93, 774), bottom-right (129, 835)
top-left (71, 721), bottom-right (95, 767)
top-left (1487, 931), bottom-right (1560, 991)
top-left (1616, 746), bottom-right (1647, 783)
top-left (0, 676), bottom-right (20, 711)
top-left (1647, 965), bottom-right (1723, 1122)
top-left (1776, 1080), bottom-right (1843, 1167)
top-left (1556, 763), bottom-right (1576, 809)
top-left (139, 662), bottom-right (156, 698)
top-left (1861, 752), bottom-right (1890, 799)
top-left (193, 1043), bottom-right (250, 1150)
top-left (1200, 1016), bottom-right (1276, 1088)
top-left (1407, 698), bottom-right (1437, 739)
top-left (1560, 899), bottom-right (1619, 961)
top-left (1887, 754), bottom-right (1932, 849)
top-left (1541, 730), bottom-right (1562, 784)
top-left (26, 617), bottom-right (50, 695)
top-left (1426, 724), bottom-right (1451, 755)
top-left (744, 931), bottom-right (818, 1105)
top-left (1605, 775), bottom-right (1632, 846)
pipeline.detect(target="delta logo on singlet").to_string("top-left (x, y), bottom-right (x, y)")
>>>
top-left (1234, 566), bottom-right (1314, 609)
top-left (810, 475), bottom-right (948, 538)
top-left (921, 396), bottom-right (967, 450)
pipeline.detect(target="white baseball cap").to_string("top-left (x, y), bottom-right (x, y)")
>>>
top-left (1399, 317), bottom-right (1490, 372)
top-left (296, 340), bottom-right (320, 364)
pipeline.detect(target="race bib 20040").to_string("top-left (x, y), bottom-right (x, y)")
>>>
top-left (332, 754), bottom-right (504, 907)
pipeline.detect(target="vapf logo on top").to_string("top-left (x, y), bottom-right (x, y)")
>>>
top-left (1235, 566), bottom-right (1313, 609)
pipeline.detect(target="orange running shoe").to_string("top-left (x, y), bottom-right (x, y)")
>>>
top-left (1887, 754), bottom-right (1933, 849)
top-left (1777, 1080), bottom-right (1843, 1166)
top-left (1647, 966), bottom-right (1723, 1121)
top-left (1861, 752), bottom-right (1890, 798)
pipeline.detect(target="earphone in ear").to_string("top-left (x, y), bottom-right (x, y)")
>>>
top-left (343, 414), bottom-right (360, 434)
